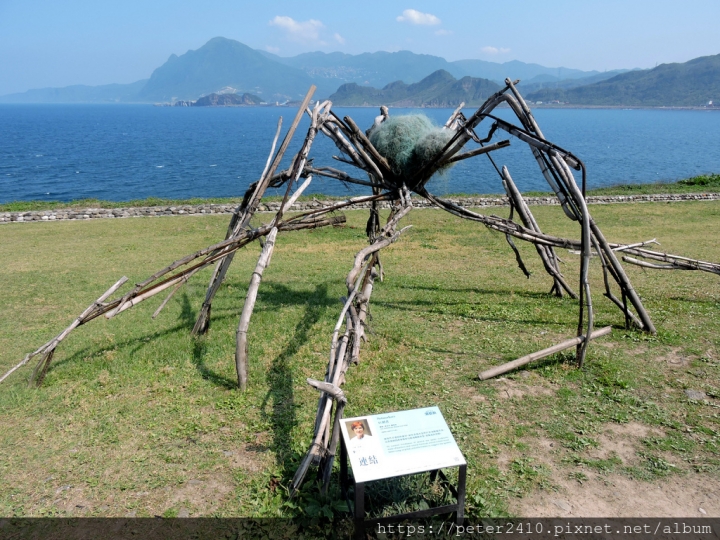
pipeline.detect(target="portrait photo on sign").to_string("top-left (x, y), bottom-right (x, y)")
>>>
top-left (345, 418), bottom-right (373, 440)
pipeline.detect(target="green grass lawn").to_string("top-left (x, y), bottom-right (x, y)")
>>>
top-left (0, 201), bottom-right (718, 525)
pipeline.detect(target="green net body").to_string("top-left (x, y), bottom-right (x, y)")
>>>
top-left (368, 115), bottom-right (454, 189)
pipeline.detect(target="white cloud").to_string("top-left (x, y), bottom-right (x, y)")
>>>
top-left (481, 46), bottom-right (511, 55)
top-left (270, 16), bottom-right (324, 43)
top-left (265, 45), bottom-right (280, 54)
top-left (396, 9), bottom-right (441, 25)
top-left (333, 33), bottom-right (345, 44)
top-left (435, 29), bottom-right (452, 36)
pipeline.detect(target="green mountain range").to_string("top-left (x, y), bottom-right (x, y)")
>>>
top-left (516, 69), bottom-right (631, 95)
top-left (258, 49), bottom-right (600, 90)
top-left (137, 37), bottom-right (322, 102)
top-left (0, 37), bottom-right (609, 104)
top-left (0, 37), bottom-right (717, 107)
top-left (328, 70), bottom-right (501, 107)
top-left (527, 54), bottom-right (720, 107)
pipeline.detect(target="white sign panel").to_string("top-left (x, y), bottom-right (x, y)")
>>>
top-left (341, 406), bottom-right (466, 483)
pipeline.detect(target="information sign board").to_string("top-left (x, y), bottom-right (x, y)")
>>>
top-left (341, 406), bottom-right (466, 483)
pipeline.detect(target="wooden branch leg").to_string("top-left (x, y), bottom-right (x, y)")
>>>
top-left (235, 228), bottom-right (278, 390)
top-left (501, 167), bottom-right (577, 298)
top-left (193, 170), bottom-right (309, 335)
top-left (313, 316), bottom-right (351, 435)
top-left (590, 219), bottom-right (656, 334)
top-left (30, 349), bottom-right (55, 387)
top-left (195, 89), bottom-right (316, 334)
top-left (9, 276), bottom-right (129, 386)
top-left (291, 315), bottom-right (352, 495)
top-left (365, 185), bottom-right (382, 242)
top-left (293, 191), bottom-right (413, 494)
top-left (192, 253), bottom-right (237, 334)
top-left (504, 79), bottom-right (579, 221)
top-left (488, 85), bottom-right (593, 362)
top-left (316, 263), bottom-right (379, 492)
top-left (592, 236), bottom-right (643, 329)
top-left (505, 231), bottom-right (532, 278)
top-left (237, 169), bottom-right (319, 390)
top-left (290, 443), bottom-right (324, 497)
top-left (546, 157), bottom-right (593, 367)
top-left (320, 399), bottom-right (346, 493)
top-left (619, 247), bottom-right (720, 275)
top-left (351, 265), bottom-right (378, 365)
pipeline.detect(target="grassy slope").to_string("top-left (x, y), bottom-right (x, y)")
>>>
top-left (0, 203), bottom-right (718, 523)
top-left (527, 53), bottom-right (720, 107)
top-left (2, 174), bottom-right (719, 213)
top-left (329, 70), bottom-right (502, 107)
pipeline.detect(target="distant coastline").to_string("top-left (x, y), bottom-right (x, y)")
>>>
top-left (156, 92), bottom-right (309, 108)
top-left (1, 102), bottom-right (715, 111)
top-left (155, 102), bottom-right (719, 111)
top-left (291, 104), bottom-right (719, 111)
top-left (522, 104), bottom-right (719, 111)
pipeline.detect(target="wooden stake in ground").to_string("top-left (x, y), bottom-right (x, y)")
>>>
top-left (478, 326), bottom-right (613, 380)
top-left (235, 227), bottom-right (277, 391)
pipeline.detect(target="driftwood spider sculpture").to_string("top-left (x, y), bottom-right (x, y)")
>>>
top-left (5, 81), bottom-right (720, 493)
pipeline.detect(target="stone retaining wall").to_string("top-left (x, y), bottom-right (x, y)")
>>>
top-left (2, 193), bottom-right (718, 224)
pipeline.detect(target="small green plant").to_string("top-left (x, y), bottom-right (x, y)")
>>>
top-left (568, 471), bottom-right (589, 484)
top-left (641, 453), bottom-right (678, 476)
top-left (678, 173), bottom-right (720, 187)
top-left (162, 507), bottom-right (179, 518)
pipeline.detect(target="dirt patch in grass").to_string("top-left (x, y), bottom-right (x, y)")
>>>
top-left (459, 386), bottom-right (488, 403)
top-left (510, 420), bottom-right (719, 517)
top-left (46, 486), bottom-right (95, 516)
top-left (511, 470), bottom-right (720, 517)
top-left (227, 444), bottom-right (273, 473)
top-left (491, 376), bottom-right (556, 400)
top-left (655, 348), bottom-right (692, 367)
top-left (495, 438), bottom-right (558, 473)
top-left (588, 423), bottom-right (664, 465)
top-left (167, 476), bottom-right (233, 516)
top-left (28, 475), bottom-right (235, 517)
top-left (606, 422), bottom-right (664, 440)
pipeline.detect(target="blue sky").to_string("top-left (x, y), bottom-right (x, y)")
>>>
top-left (1, 0), bottom-right (718, 95)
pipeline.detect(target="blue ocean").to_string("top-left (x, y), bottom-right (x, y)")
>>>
top-left (1, 104), bottom-right (718, 203)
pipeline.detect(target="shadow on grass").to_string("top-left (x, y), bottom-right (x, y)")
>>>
top-left (47, 321), bottom-right (197, 377)
top-left (42, 278), bottom-right (339, 390)
top-left (191, 337), bottom-right (237, 390)
top-left (375, 299), bottom-right (571, 327)
top-left (43, 292), bottom-right (236, 386)
top-left (125, 293), bottom-right (198, 356)
top-left (665, 295), bottom-right (720, 306)
top-left (175, 293), bottom-right (242, 390)
top-left (393, 282), bottom-right (571, 300)
top-left (258, 282), bottom-right (335, 479)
